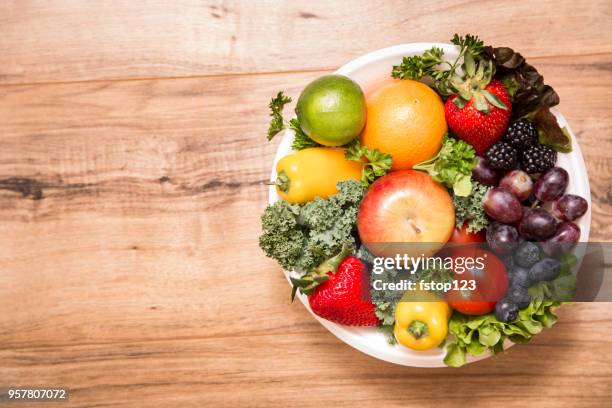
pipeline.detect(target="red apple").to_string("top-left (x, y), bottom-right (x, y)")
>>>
top-left (357, 170), bottom-right (455, 258)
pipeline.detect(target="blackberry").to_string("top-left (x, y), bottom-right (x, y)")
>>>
top-left (485, 142), bottom-right (518, 170)
top-left (521, 144), bottom-right (557, 174)
top-left (504, 119), bottom-right (538, 150)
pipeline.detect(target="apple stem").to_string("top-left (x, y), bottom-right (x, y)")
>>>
top-left (407, 219), bottom-right (421, 234)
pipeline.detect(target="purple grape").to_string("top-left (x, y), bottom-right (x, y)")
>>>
top-left (499, 170), bottom-right (533, 202)
top-left (486, 222), bottom-right (520, 255)
top-left (483, 187), bottom-right (523, 223)
top-left (541, 222), bottom-right (581, 256)
top-left (472, 156), bottom-right (499, 186)
top-left (534, 167), bottom-right (569, 202)
top-left (552, 194), bottom-right (588, 221)
top-left (518, 208), bottom-right (557, 240)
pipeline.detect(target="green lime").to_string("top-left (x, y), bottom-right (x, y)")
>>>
top-left (296, 74), bottom-right (366, 146)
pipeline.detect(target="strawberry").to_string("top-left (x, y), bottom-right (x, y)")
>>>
top-left (307, 256), bottom-right (379, 326)
top-left (392, 35), bottom-right (511, 155)
top-left (445, 79), bottom-right (511, 155)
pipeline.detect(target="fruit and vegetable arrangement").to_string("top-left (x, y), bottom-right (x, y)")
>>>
top-left (259, 34), bottom-right (589, 367)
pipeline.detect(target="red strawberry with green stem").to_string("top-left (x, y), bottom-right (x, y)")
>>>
top-left (292, 246), bottom-right (379, 326)
top-left (444, 53), bottom-right (511, 155)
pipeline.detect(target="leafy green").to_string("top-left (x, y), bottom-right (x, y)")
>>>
top-left (444, 299), bottom-right (562, 367)
top-left (345, 141), bottom-right (393, 188)
top-left (377, 319), bottom-right (397, 345)
top-left (450, 33), bottom-right (485, 57)
top-left (413, 135), bottom-right (476, 196)
top-left (259, 180), bottom-right (363, 274)
top-left (391, 33), bottom-right (484, 96)
top-left (267, 92), bottom-right (292, 140)
top-left (357, 245), bottom-right (403, 344)
top-left (453, 182), bottom-right (489, 233)
top-left (267, 92), bottom-right (321, 149)
top-left (443, 257), bottom-right (577, 367)
top-left (483, 46), bottom-right (571, 152)
top-left (529, 254), bottom-right (577, 302)
top-left (361, 244), bottom-right (455, 345)
top-left (525, 108), bottom-right (572, 153)
top-left (416, 266), bottom-right (454, 296)
top-left (288, 118), bottom-right (321, 150)
top-left (391, 47), bottom-right (446, 81)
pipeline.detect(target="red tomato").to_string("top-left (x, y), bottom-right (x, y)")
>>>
top-left (445, 247), bottom-right (508, 315)
top-left (448, 223), bottom-right (486, 244)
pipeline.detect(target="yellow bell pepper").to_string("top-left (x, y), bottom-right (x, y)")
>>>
top-left (394, 290), bottom-right (451, 351)
top-left (275, 147), bottom-right (362, 203)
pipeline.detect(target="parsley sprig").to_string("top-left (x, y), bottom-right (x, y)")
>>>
top-left (345, 141), bottom-right (393, 188)
top-left (267, 92), bottom-right (292, 140)
top-left (391, 34), bottom-right (484, 96)
top-left (413, 134), bottom-right (476, 196)
top-left (267, 91), bottom-right (321, 150)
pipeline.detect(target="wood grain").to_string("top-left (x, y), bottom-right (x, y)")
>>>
top-left (1, 305), bottom-right (612, 408)
top-left (0, 1), bottom-right (611, 407)
top-left (0, 56), bottom-right (609, 237)
top-left (0, 0), bottom-right (611, 84)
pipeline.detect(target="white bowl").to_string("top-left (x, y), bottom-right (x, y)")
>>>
top-left (268, 43), bottom-right (592, 367)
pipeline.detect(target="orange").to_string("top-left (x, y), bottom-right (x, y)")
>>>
top-left (361, 79), bottom-right (447, 170)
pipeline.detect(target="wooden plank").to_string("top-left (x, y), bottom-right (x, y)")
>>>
top-left (0, 55), bottom-right (611, 407)
top-left (0, 55), bottom-right (609, 238)
top-left (0, 0), bottom-right (611, 84)
top-left (1, 304), bottom-right (611, 407)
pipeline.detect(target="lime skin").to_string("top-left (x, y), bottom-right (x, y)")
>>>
top-left (296, 74), bottom-right (366, 146)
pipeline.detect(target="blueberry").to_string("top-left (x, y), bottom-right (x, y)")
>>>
top-left (529, 257), bottom-right (561, 283)
top-left (495, 299), bottom-right (519, 322)
top-left (514, 241), bottom-right (540, 268)
top-left (506, 285), bottom-right (531, 309)
top-left (501, 253), bottom-right (516, 269)
top-left (509, 266), bottom-right (531, 288)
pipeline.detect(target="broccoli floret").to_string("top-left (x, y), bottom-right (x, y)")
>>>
top-left (259, 180), bottom-right (364, 273)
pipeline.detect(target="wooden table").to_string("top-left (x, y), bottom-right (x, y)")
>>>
top-left (1, 1), bottom-right (611, 407)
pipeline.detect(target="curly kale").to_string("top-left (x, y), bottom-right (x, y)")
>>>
top-left (453, 182), bottom-right (490, 233)
top-left (259, 181), bottom-right (363, 273)
top-left (356, 245), bottom-right (402, 344)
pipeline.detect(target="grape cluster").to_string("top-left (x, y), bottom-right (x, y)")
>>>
top-left (473, 158), bottom-right (589, 323)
